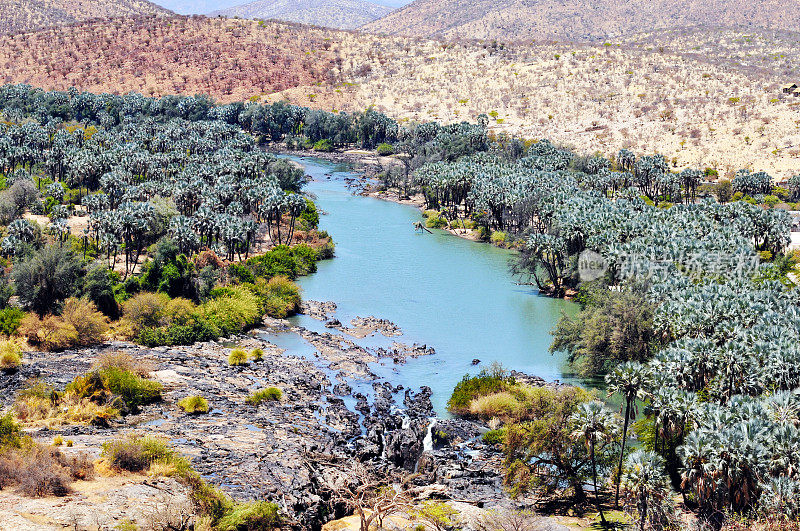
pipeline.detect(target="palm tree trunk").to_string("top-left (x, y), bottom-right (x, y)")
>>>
top-left (639, 492), bottom-right (647, 531)
top-left (615, 398), bottom-right (632, 508)
top-left (591, 435), bottom-right (606, 524)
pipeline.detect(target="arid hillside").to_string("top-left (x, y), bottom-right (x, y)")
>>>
top-left (362, 0), bottom-right (800, 42)
top-left (0, 16), bottom-right (340, 101)
top-left (277, 27), bottom-right (800, 178)
top-left (0, 0), bottom-right (171, 35)
top-left (211, 0), bottom-right (394, 30)
top-left (0, 17), bottom-right (798, 177)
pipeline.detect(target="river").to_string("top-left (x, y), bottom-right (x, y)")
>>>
top-left (274, 155), bottom-right (578, 414)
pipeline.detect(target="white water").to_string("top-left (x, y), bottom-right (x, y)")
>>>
top-left (422, 418), bottom-right (437, 454)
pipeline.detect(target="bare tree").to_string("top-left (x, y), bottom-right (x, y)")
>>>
top-left (475, 508), bottom-right (543, 531)
top-left (312, 455), bottom-right (412, 531)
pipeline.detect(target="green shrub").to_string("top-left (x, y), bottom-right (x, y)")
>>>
top-left (177, 396), bottom-right (210, 414)
top-left (101, 367), bottom-right (162, 412)
top-left (247, 247), bottom-right (298, 279)
top-left (121, 276), bottom-right (141, 297)
top-left (376, 143), bottom-right (395, 156)
top-left (0, 413), bottom-right (21, 448)
top-left (450, 219), bottom-right (476, 230)
top-left (246, 387), bottom-right (282, 406)
top-left (291, 244), bottom-right (318, 276)
top-left (123, 292), bottom-right (171, 334)
top-left (447, 370), bottom-right (510, 416)
top-left (315, 240), bottom-right (335, 260)
top-left (313, 139), bottom-right (333, 152)
top-left (764, 195), bottom-right (780, 208)
top-left (140, 240), bottom-right (197, 299)
top-left (246, 244), bottom-right (319, 280)
top-left (136, 316), bottom-right (219, 348)
top-left (200, 287), bottom-right (261, 336)
top-left (228, 348), bottom-right (248, 366)
top-left (217, 501), bottom-right (281, 531)
top-left (0, 339), bottom-right (22, 371)
top-left (250, 348), bottom-right (264, 362)
top-left (67, 367), bottom-right (162, 414)
top-left (490, 231), bottom-right (508, 245)
top-left (482, 427), bottom-right (506, 446)
top-left (101, 435), bottom-right (178, 473)
top-left (228, 263), bottom-right (255, 284)
top-left (12, 245), bottom-right (83, 317)
top-left (83, 265), bottom-right (120, 319)
top-left (424, 212), bottom-right (447, 229)
top-left (256, 276), bottom-right (301, 318)
top-left (0, 307), bottom-right (24, 336)
top-left (298, 199), bottom-right (319, 230)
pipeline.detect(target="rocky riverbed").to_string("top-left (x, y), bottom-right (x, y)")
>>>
top-left (0, 300), bottom-right (527, 530)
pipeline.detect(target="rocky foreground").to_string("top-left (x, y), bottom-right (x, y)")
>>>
top-left (0, 300), bottom-right (558, 530)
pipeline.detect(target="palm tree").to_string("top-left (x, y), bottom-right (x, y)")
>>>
top-left (622, 450), bottom-right (670, 531)
top-left (570, 400), bottom-right (618, 524)
top-left (606, 362), bottom-right (647, 507)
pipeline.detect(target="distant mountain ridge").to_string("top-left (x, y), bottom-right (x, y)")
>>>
top-left (211, 0), bottom-right (394, 30)
top-left (362, 0), bottom-right (800, 42)
top-left (0, 0), bottom-right (171, 34)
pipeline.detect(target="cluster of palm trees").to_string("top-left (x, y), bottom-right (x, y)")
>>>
top-left (417, 142), bottom-right (799, 526)
top-left (415, 147), bottom-right (790, 297)
top-left (0, 88), bottom-right (313, 274)
top-left (3, 84), bottom-right (800, 525)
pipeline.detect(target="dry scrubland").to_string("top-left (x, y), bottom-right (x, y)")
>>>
top-left (361, 0), bottom-right (800, 42)
top-left (273, 27), bottom-right (800, 177)
top-left (0, 17), bottom-right (340, 101)
top-left (211, 0), bottom-right (394, 31)
top-left (2, 17), bottom-right (800, 176)
top-left (0, 0), bottom-right (169, 35)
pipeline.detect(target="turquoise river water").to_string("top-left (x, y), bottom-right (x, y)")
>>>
top-left (277, 156), bottom-right (579, 414)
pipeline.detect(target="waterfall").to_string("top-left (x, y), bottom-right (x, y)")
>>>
top-left (422, 418), bottom-right (437, 453)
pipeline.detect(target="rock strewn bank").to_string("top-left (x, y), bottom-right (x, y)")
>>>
top-left (1, 308), bottom-right (517, 529)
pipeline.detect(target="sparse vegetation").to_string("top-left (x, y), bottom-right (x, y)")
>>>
top-left (0, 415), bottom-right (94, 497)
top-left (0, 339), bottom-right (22, 371)
top-left (246, 387), bottom-right (282, 405)
top-left (177, 396), bottom-right (210, 415)
top-left (228, 348), bottom-right (248, 367)
top-left (101, 434), bottom-right (277, 526)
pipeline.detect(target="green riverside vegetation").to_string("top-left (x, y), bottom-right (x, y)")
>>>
top-left (2, 84), bottom-right (800, 527)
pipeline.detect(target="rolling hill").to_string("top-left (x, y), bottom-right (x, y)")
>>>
top-left (362, 0), bottom-right (800, 42)
top-left (211, 0), bottom-right (393, 30)
top-left (0, 16), bottom-right (340, 101)
top-left (0, 16), bottom-right (797, 177)
top-left (0, 0), bottom-right (171, 34)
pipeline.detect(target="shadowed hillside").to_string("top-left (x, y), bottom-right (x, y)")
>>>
top-left (362, 0), bottom-right (800, 42)
top-left (0, 0), bottom-right (171, 34)
top-left (211, 0), bottom-right (393, 29)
